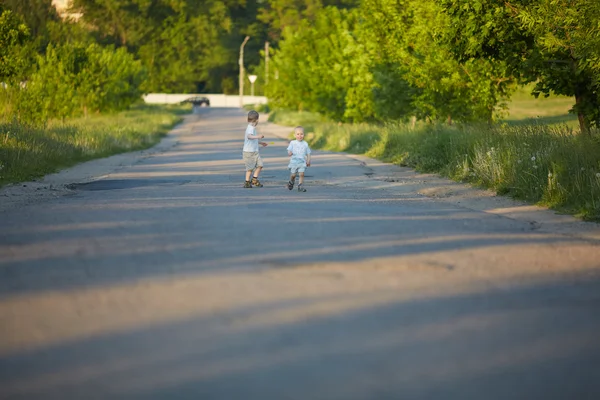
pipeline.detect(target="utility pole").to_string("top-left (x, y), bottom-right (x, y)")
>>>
top-left (265, 41), bottom-right (270, 87)
top-left (239, 36), bottom-right (250, 108)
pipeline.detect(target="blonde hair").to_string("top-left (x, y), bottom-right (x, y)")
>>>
top-left (294, 126), bottom-right (304, 133)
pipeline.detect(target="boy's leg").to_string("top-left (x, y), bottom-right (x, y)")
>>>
top-left (297, 172), bottom-right (306, 192)
top-left (251, 167), bottom-right (263, 187)
top-left (251, 155), bottom-right (264, 187)
top-left (243, 152), bottom-right (254, 187)
top-left (244, 169), bottom-right (253, 188)
top-left (287, 173), bottom-right (296, 190)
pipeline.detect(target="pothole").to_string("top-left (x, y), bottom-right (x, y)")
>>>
top-left (67, 179), bottom-right (191, 191)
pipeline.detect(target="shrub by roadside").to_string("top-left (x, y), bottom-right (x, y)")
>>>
top-left (269, 110), bottom-right (600, 221)
top-left (0, 104), bottom-right (188, 187)
top-left (243, 103), bottom-right (271, 114)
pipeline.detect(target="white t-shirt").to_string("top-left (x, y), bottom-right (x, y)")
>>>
top-left (243, 124), bottom-right (259, 152)
top-left (287, 140), bottom-right (311, 163)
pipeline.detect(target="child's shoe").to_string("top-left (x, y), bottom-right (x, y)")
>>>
top-left (244, 181), bottom-right (252, 188)
top-left (297, 184), bottom-right (307, 192)
top-left (251, 177), bottom-right (263, 187)
top-left (287, 180), bottom-right (294, 190)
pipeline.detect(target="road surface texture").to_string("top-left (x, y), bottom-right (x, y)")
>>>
top-left (1, 108), bottom-right (600, 399)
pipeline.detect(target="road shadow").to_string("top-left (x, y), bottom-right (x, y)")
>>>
top-left (0, 275), bottom-right (599, 399)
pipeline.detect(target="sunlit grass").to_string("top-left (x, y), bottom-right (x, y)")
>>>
top-left (0, 103), bottom-right (188, 186)
top-left (502, 84), bottom-right (579, 128)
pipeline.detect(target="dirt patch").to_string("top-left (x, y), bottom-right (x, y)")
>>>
top-left (418, 186), bottom-right (455, 198)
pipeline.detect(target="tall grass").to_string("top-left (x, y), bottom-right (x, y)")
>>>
top-left (270, 110), bottom-right (600, 221)
top-left (0, 104), bottom-right (187, 186)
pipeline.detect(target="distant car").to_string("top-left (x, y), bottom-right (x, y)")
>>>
top-left (181, 96), bottom-right (210, 107)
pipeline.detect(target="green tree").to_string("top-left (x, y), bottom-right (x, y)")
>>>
top-left (361, 0), bottom-right (512, 123)
top-left (16, 42), bottom-right (144, 122)
top-left (137, 13), bottom-right (227, 93)
top-left (0, 0), bottom-right (59, 50)
top-left (70, 0), bottom-right (155, 47)
top-left (75, 43), bottom-right (145, 113)
top-left (0, 10), bottom-right (30, 82)
top-left (268, 7), bottom-right (374, 121)
top-left (71, 0), bottom-right (239, 93)
top-left (258, 0), bottom-right (324, 42)
top-left (440, 0), bottom-right (600, 132)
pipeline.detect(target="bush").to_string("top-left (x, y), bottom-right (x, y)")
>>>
top-left (244, 103), bottom-right (271, 114)
top-left (12, 43), bottom-right (145, 124)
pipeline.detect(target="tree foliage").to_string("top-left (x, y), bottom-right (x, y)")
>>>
top-left (70, 0), bottom-right (236, 93)
top-left (0, 10), bottom-right (30, 81)
top-left (268, 7), bottom-right (374, 122)
top-left (257, 0), bottom-right (357, 42)
top-left (440, 0), bottom-right (600, 131)
top-left (14, 42), bottom-right (144, 122)
top-left (0, 0), bottom-right (59, 49)
top-left (354, 0), bottom-right (512, 122)
top-left (269, 0), bottom-right (514, 124)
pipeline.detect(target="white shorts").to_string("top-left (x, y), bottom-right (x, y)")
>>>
top-left (288, 160), bottom-right (306, 174)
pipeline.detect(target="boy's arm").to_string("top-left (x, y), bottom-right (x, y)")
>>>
top-left (287, 142), bottom-right (293, 156)
top-left (246, 127), bottom-right (263, 140)
top-left (247, 133), bottom-right (264, 140)
top-left (306, 144), bottom-right (311, 166)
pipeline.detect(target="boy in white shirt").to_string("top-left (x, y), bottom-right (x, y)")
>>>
top-left (242, 110), bottom-right (268, 188)
top-left (286, 126), bottom-right (311, 192)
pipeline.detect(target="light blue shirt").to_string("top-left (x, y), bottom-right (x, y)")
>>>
top-left (287, 140), bottom-right (311, 163)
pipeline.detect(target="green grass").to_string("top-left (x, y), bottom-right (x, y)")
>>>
top-left (0, 103), bottom-right (188, 186)
top-left (502, 84), bottom-right (579, 128)
top-left (268, 97), bottom-right (600, 221)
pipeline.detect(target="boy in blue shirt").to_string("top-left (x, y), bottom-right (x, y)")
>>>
top-left (286, 126), bottom-right (311, 192)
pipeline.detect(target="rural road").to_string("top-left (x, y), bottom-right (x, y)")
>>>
top-left (1, 108), bottom-right (600, 399)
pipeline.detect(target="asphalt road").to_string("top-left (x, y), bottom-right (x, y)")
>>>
top-left (1, 108), bottom-right (600, 399)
